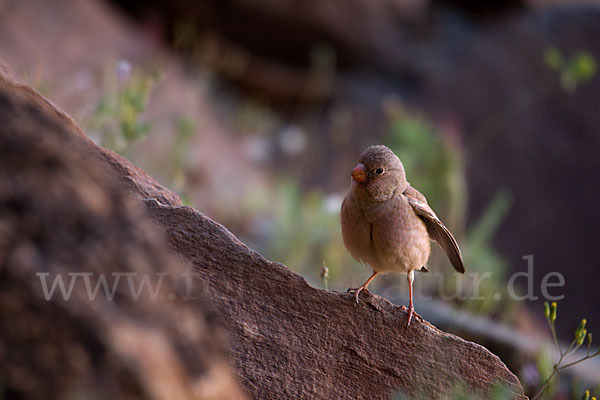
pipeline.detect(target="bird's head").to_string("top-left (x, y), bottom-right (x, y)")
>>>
top-left (350, 145), bottom-right (407, 202)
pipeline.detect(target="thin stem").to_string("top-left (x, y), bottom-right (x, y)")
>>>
top-left (587, 340), bottom-right (591, 357)
top-left (531, 368), bottom-right (558, 400)
top-left (532, 351), bottom-right (567, 400)
top-left (533, 313), bottom-right (600, 400)
top-left (559, 348), bottom-right (600, 370)
top-left (570, 341), bottom-right (584, 356)
top-left (533, 346), bottom-right (600, 399)
top-left (532, 320), bottom-right (563, 400)
top-left (549, 320), bottom-right (562, 355)
top-left (531, 337), bottom-right (573, 400)
top-left (563, 337), bottom-right (577, 357)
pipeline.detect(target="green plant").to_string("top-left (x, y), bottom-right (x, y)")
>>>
top-left (385, 107), bottom-right (464, 227)
top-left (168, 115), bottom-right (196, 195)
top-left (461, 190), bottom-right (513, 315)
top-left (581, 390), bottom-right (597, 400)
top-left (532, 302), bottom-right (600, 400)
top-left (84, 63), bottom-right (200, 205)
top-left (258, 178), bottom-right (362, 288)
top-left (87, 62), bottom-right (158, 154)
top-left (393, 381), bottom-right (515, 400)
top-left (544, 47), bottom-right (596, 93)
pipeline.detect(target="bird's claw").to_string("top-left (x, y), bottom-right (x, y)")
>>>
top-left (347, 286), bottom-right (370, 304)
top-left (406, 306), bottom-right (414, 328)
top-left (404, 306), bottom-right (422, 329)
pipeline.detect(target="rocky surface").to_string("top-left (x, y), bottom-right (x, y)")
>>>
top-left (0, 69), bottom-right (243, 400)
top-left (0, 66), bottom-right (524, 398)
top-left (146, 201), bottom-right (525, 400)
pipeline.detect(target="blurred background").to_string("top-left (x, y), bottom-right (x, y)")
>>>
top-left (1, 0), bottom-right (599, 397)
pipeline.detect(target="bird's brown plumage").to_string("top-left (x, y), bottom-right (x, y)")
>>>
top-left (340, 145), bottom-right (465, 324)
top-left (403, 184), bottom-right (465, 273)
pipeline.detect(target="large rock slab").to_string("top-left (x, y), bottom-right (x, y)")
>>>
top-left (146, 200), bottom-right (525, 399)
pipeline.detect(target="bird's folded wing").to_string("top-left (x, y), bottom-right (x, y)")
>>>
top-left (403, 185), bottom-right (465, 273)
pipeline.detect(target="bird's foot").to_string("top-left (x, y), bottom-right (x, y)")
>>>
top-left (404, 307), bottom-right (424, 328)
top-left (347, 286), bottom-right (370, 304)
top-left (400, 306), bottom-right (422, 328)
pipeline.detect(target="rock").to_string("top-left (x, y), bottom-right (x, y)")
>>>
top-left (0, 67), bottom-right (525, 399)
top-left (0, 74), bottom-right (243, 399)
top-left (145, 201), bottom-right (525, 399)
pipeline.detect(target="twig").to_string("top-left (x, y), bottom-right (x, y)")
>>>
top-left (532, 304), bottom-right (599, 400)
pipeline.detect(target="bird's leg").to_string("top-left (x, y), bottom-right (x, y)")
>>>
top-left (406, 270), bottom-right (415, 327)
top-left (347, 271), bottom-right (379, 304)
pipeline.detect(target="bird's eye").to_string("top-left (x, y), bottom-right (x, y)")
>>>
top-left (375, 167), bottom-right (385, 175)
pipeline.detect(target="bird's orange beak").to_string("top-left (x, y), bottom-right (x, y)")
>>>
top-left (351, 163), bottom-right (367, 183)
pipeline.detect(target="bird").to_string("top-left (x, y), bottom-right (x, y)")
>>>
top-left (340, 145), bottom-right (465, 327)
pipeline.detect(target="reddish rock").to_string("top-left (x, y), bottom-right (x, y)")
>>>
top-left (146, 200), bottom-right (525, 399)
